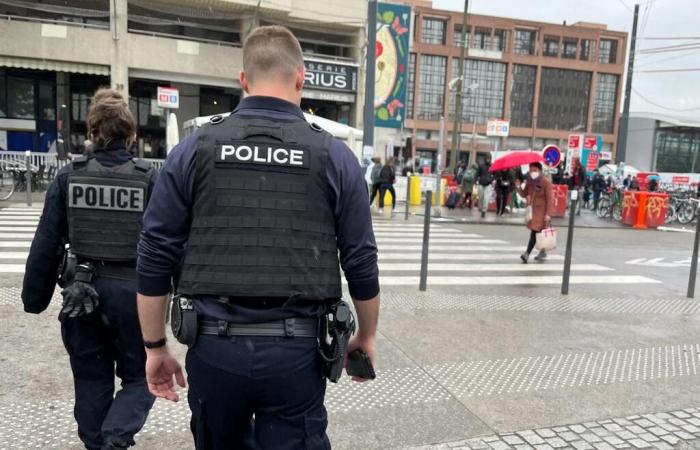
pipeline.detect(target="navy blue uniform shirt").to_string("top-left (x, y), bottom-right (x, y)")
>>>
top-left (22, 142), bottom-right (159, 313)
top-left (137, 95), bottom-right (379, 323)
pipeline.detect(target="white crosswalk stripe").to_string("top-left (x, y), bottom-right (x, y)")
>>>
top-left (0, 207), bottom-right (41, 275)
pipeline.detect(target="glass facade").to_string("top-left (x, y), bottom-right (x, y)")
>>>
top-left (593, 73), bottom-right (618, 134)
top-left (598, 39), bottom-right (618, 64)
top-left (543, 36), bottom-right (560, 57)
top-left (453, 25), bottom-right (471, 47)
top-left (655, 128), bottom-right (700, 173)
top-left (580, 39), bottom-right (593, 61)
top-left (422, 18), bottom-right (446, 45)
top-left (494, 29), bottom-right (508, 52)
top-left (417, 55), bottom-right (446, 120)
top-left (407, 53), bottom-right (416, 119)
top-left (450, 59), bottom-right (506, 123)
top-left (538, 68), bottom-right (591, 131)
top-left (200, 87), bottom-right (238, 117)
top-left (563, 39), bottom-right (578, 59)
top-left (510, 64), bottom-right (537, 128)
top-left (514, 29), bottom-right (536, 55)
top-left (473, 27), bottom-right (491, 50)
top-left (70, 74), bottom-right (110, 153)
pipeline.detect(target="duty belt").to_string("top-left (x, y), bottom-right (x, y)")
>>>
top-left (199, 317), bottom-right (320, 338)
top-left (94, 262), bottom-right (136, 280)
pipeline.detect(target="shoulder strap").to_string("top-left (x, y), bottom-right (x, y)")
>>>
top-left (72, 155), bottom-right (90, 169)
top-left (133, 158), bottom-right (153, 173)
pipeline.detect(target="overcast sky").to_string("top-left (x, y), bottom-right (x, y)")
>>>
top-left (434, 0), bottom-right (700, 119)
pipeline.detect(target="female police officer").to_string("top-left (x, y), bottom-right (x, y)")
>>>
top-left (22, 88), bottom-right (156, 449)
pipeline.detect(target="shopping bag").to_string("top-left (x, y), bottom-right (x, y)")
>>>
top-left (535, 227), bottom-right (557, 251)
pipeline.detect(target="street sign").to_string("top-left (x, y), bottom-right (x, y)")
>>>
top-left (600, 151), bottom-right (612, 160)
top-left (568, 134), bottom-right (581, 150)
top-left (486, 120), bottom-right (510, 137)
top-left (542, 145), bottom-right (561, 168)
top-left (586, 151), bottom-right (599, 171)
top-left (673, 175), bottom-right (690, 185)
top-left (583, 135), bottom-right (597, 150)
top-left (157, 86), bottom-right (179, 109)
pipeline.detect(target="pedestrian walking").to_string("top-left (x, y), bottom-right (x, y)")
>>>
top-left (459, 163), bottom-right (477, 208)
top-left (623, 174), bottom-right (632, 189)
top-left (495, 169), bottom-right (513, 216)
top-left (379, 156), bottom-right (397, 212)
top-left (368, 156), bottom-right (382, 207)
top-left (476, 155), bottom-right (493, 218)
top-left (515, 162), bottom-right (554, 263)
top-left (22, 88), bottom-right (157, 450)
top-left (569, 157), bottom-right (586, 215)
top-left (135, 26), bottom-right (379, 449)
top-left (591, 169), bottom-right (607, 210)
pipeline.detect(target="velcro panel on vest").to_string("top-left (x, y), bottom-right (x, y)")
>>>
top-left (67, 167), bottom-right (149, 262)
top-left (178, 117), bottom-right (342, 300)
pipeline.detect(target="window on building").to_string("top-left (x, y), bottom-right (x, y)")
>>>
top-left (593, 73), bottom-right (618, 134)
top-left (563, 38), bottom-right (578, 59)
top-left (422, 18), bottom-right (446, 45)
top-left (598, 39), bottom-right (618, 64)
top-left (494, 29), bottom-right (508, 52)
top-left (39, 81), bottom-right (56, 121)
top-left (450, 58), bottom-right (506, 124)
top-left (407, 53), bottom-right (416, 119)
top-left (416, 129), bottom-right (439, 141)
top-left (473, 27), bottom-right (492, 50)
top-left (655, 129), bottom-right (700, 173)
top-left (70, 74), bottom-right (109, 153)
top-left (580, 39), bottom-right (593, 61)
top-left (453, 25), bottom-right (471, 47)
top-left (417, 55), bottom-right (446, 120)
top-left (538, 68), bottom-right (592, 131)
top-left (510, 64), bottom-right (537, 128)
top-left (507, 137), bottom-right (531, 149)
top-left (200, 87), bottom-right (239, 117)
top-left (7, 77), bottom-right (34, 119)
top-left (0, 0), bottom-right (110, 27)
top-left (0, 70), bottom-right (6, 118)
top-left (543, 35), bottom-right (560, 57)
top-left (514, 29), bottom-right (536, 55)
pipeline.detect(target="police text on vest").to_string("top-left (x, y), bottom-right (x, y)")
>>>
top-left (68, 183), bottom-right (145, 212)
top-left (217, 143), bottom-right (309, 168)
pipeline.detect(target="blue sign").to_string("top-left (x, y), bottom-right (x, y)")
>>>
top-left (543, 145), bottom-right (561, 167)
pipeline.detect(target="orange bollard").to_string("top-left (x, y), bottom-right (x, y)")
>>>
top-left (634, 191), bottom-right (648, 229)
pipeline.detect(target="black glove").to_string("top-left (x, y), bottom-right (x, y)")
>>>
top-left (59, 281), bottom-right (99, 321)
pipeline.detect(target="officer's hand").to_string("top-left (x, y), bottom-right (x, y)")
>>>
top-left (345, 335), bottom-right (376, 383)
top-left (145, 347), bottom-right (186, 402)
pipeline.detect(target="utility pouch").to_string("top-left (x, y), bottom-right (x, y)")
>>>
top-left (171, 295), bottom-right (198, 347)
top-left (319, 300), bottom-right (355, 383)
top-left (57, 250), bottom-right (77, 288)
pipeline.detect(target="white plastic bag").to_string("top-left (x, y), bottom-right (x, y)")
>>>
top-left (535, 227), bottom-right (557, 251)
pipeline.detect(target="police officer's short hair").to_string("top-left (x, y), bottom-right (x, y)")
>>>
top-left (243, 26), bottom-right (304, 85)
top-left (87, 88), bottom-right (137, 148)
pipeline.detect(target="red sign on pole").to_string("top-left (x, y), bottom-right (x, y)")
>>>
top-left (586, 151), bottom-right (599, 171)
top-left (583, 135), bottom-right (597, 150)
top-left (568, 134), bottom-right (580, 150)
top-left (672, 175), bottom-right (690, 185)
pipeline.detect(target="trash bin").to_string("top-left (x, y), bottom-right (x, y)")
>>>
top-left (551, 184), bottom-right (569, 218)
top-left (645, 192), bottom-right (669, 228)
top-left (621, 191), bottom-right (639, 226)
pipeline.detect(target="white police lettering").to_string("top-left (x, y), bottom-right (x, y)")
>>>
top-left (217, 143), bottom-right (308, 168)
top-left (68, 183), bottom-right (145, 212)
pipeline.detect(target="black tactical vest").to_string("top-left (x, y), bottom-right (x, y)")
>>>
top-left (66, 156), bottom-right (153, 262)
top-left (177, 114), bottom-right (342, 301)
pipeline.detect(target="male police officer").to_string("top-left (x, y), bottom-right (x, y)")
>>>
top-left (136, 26), bottom-right (380, 449)
top-left (22, 88), bottom-right (156, 449)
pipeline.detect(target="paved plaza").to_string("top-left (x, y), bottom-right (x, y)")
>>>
top-left (2, 203), bottom-right (700, 449)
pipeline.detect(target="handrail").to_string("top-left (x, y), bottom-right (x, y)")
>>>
top-left (0, 13), bottom-right (109, 30)
top-left (127, 28), bottom-right (241, 47)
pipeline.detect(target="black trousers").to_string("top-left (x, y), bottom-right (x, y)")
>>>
top-left (496, 188), bottom-right (509, 215)
top-left (186, 334), bottom-right (330, 450)
top-left (369, 183), bottom-right (380, 205)
top-left (379, 183), bottom-right (396, 209)
top-left (60, 276), bottom-right (154, 450)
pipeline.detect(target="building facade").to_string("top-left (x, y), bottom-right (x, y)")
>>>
top-left (626, 113), bottom-right (700, 173)
top-left (389, 0), bottom-right (628, 169)
top-left (0, 0), bottom-right (366, 158)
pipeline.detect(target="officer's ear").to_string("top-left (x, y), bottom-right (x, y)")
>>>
top-left (295, 67), bottom-right (305, 92)
top-left (240, 71), bottom-right (250, 94)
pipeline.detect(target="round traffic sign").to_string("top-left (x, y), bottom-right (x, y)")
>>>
top-left (542, 145), bottom-right (561, 168)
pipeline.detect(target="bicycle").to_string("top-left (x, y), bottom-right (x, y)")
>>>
top-left (596, 186), bottom-right (623, 221)
top-left (676, 196), bottom-right (700, 224)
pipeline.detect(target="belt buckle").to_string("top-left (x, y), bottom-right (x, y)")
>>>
top-left (284, 318), bottom-right (295, 338)
top-left (217, 320), bottom-right (228, 337)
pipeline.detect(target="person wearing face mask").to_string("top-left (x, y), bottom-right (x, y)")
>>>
top-left (515, 162), bottom-right (554, 263)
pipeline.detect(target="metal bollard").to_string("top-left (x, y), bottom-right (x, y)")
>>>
top-left (687, 211), bottom-right (700, 298)
top-left (405, 176), bottom-right (411, 220)
top-left (561, 190), bottom-right (578, 295)
top-left (419, 191), bottom-right (432, 291)
top-left (24, 150), bottom-right (32, 207)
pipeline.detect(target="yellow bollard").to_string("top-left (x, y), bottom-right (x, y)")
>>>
top-left (409, 176), bottom-right (422, 206)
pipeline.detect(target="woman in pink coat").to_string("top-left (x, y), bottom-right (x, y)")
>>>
top-left (515, 162), bottom-right (554, 263)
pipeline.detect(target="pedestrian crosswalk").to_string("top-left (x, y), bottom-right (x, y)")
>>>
top-left (371, 223), bottom-right (660, 287)
top-left (0, 206), bottom-right (660, 288)
top-left (0, 206), bottom-right (40, 273)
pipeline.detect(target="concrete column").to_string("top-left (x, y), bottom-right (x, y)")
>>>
top-left (586, 72), bottom-right (597, 134)
top-left (530, 65), bottom-right (543, 149)
top-left (110, 0), bottom-right (129, 98)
